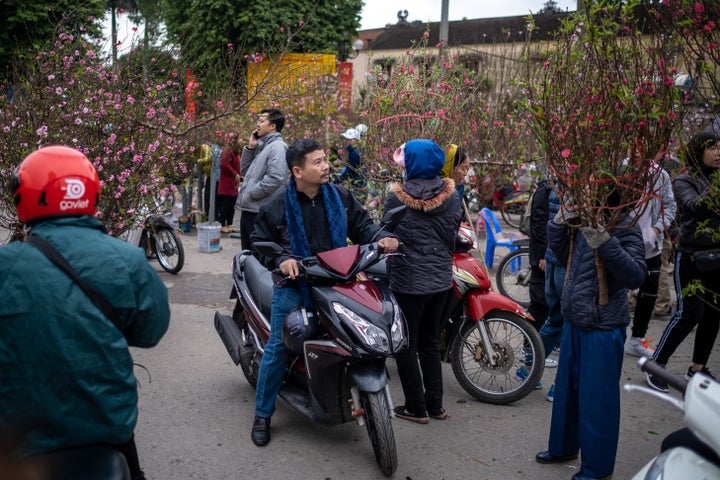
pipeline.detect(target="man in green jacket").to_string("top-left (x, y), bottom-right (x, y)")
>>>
top-left (0, 146), bottom-right (170, 479)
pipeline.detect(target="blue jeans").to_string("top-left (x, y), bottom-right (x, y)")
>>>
top-left (539, 261), bottom-right (566, 359)
top-left (254, 286), bottom-right (303, 418)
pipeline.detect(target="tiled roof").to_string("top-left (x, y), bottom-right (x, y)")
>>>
top-left (363, 5), bottom-right (658, 51)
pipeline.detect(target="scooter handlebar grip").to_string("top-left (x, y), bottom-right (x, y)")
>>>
top-left (638, 357), bottom-right (688, 394)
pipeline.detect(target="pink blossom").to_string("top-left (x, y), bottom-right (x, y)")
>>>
top-left (561, 148), bottom-right (571, 158)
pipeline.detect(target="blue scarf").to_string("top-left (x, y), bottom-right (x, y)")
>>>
top-left (285, 179), bottom-right (347, 306)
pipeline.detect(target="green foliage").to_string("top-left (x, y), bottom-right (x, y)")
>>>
top-left (0, 0), bottom-right (105, 83)
top-left (161, 0), bottom-right (362, 93)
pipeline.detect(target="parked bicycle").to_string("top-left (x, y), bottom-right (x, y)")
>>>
top-left (495, 240), bottom-right (531, 307)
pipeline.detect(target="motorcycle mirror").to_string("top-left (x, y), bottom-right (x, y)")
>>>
top-left (252, 242), bottom-right (286, 258)
top-left (371, 205), bottom-right (407, 243)
top-left (380, 205), bottom-right (406, 229)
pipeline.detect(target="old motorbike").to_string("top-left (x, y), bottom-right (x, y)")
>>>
top-left (214, 206), bottom-right (407, 477)
top-left (121, 213), bottom-right (184, 274)
top-left (440, 222), bottom-right (544, 405)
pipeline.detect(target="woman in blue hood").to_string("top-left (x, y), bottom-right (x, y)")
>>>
top-left (384, 139), bottom-right (462, 423)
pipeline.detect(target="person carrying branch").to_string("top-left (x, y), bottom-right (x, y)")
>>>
top-left (535, 187), bottom-right (646, 480)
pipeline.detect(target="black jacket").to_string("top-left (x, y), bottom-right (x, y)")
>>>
top-left (251, 183), bottom-right (387, 270)
top-left (672, 171), bottom-right (720, 254)
top-left (529, 179), bottom-right (551, 267)
top-left (384, 177), bottom-right (462, 295)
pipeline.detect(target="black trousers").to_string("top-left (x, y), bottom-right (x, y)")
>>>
top-left (654, 251), bottom-right (720, 366)
top-left (631, 254), bottom-right (662, 338)
top-left (215, 194), bottom-right (236, 227)
top-left (393, 290), bottom-right (450, 415)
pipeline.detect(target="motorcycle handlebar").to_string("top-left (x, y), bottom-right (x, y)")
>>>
top-left (637, 357), bottom-right (688, 395)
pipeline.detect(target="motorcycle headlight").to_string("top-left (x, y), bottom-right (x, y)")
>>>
top-left (390, 307), bottom-right (407, 352)
top-left (643, 449), bottom-right (671, 480)
top-left (333, 302), bottom-right (390, 354)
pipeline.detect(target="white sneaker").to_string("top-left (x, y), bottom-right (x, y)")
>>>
top-left (626, 337), bottom-right (655, 357)
top-left (544, 358), bottom-right (558, 368)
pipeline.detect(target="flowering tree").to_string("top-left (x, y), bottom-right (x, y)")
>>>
top-left (357, 34), bottom-right (541, 211)
top-left (0, 30), bottom-right (196, 238)
top-left (524, 2), bottom-right (683, 303)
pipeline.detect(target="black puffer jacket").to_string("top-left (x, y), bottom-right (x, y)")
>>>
top-left (385, 177), bottom-right (462, 295)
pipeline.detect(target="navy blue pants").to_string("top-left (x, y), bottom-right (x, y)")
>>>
top-left (547, 322), bottom-right (625, 478)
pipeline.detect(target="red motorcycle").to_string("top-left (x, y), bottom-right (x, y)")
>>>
top-left (440, 222), bottom-right (543, 405)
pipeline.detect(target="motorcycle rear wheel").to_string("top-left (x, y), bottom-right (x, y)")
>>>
top-left (151, 226), bottom-right (185, 274)
top-left (495, 248), bottom-right (531, 307)
top-left (361, 391), bottom-right (397, 477)
top-left (233, 301), bottom-right (259, 387)
top-left (450, 311), bottom-right (544, 405)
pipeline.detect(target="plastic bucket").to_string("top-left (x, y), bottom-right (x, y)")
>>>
top-left (197, 221), bottom-right (221, 253)
top-left (178, 216), bottom-right (191, 233)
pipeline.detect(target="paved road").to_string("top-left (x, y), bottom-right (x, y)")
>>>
top-left (128, 227), bottom-right (718, 480)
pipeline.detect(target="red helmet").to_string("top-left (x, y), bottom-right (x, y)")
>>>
top-left (12, 146), bottom-right (100, 223)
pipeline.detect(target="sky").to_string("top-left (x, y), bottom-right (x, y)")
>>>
top-left (359, 0), bottom-right (578, 30)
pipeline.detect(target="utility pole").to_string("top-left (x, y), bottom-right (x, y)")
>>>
top-left (439, 0), bottom-right (449, 52)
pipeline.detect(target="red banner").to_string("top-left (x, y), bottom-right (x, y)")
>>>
top-left (337, 61), bottom-right (353, 112)
top-left (185, 69), bottom-right (197, 121)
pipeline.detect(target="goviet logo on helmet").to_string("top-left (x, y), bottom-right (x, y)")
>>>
top-left (59, 178), bottom-right (90, 211)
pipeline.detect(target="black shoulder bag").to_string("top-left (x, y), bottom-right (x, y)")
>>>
top-left (26, 235), bottom-right (122, 329)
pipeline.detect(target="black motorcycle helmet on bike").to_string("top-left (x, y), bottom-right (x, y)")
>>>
top-left (282, 308), bottom-right (320, 355)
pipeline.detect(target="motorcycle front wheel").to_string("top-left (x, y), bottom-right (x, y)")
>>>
top-left (361, 390), bottom-right (397, 477)
top-left (450, 311), bottom-right (544, 405)
top-left (151, 226), bottom-right (185, 274)
top-left (495, 248), bottom-right (531, 307)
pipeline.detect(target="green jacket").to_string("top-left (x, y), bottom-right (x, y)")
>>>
top-left (0, 216), bottom-right (170, 454)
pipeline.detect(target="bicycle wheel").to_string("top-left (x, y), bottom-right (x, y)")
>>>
top-left (495, 248), bottom-right (531, 307)
top-left (500, 191), bottom-right (529, 229)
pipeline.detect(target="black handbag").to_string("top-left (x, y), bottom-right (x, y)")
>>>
top-left (691, 249), bottom-right (720, 272)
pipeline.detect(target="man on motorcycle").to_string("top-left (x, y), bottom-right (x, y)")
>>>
top-left (248, 138), bottom-right (399, 446)
top-left (0, 146), bottom-right (170, 479)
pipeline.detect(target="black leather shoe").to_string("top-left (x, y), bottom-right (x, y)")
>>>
top-left (535, 450), bottom-right (579, 464)
top-left (251, 416), bottom-right (271, 446)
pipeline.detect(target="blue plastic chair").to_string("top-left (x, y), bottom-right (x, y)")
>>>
top-left (480, 207), bottom-right (520, 269)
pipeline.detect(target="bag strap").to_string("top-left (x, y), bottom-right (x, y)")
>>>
top-left (26, 235), bottom-right (122, 329)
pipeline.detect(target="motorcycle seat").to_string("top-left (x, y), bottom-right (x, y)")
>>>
top-left (243, 254), bottom-right (275, 317)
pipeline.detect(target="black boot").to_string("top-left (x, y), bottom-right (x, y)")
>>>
top-left (251, 416), bottom-right (271, 446)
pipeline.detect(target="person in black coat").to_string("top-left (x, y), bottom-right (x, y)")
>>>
top-left (384, 139), bottom-right (462, 423)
